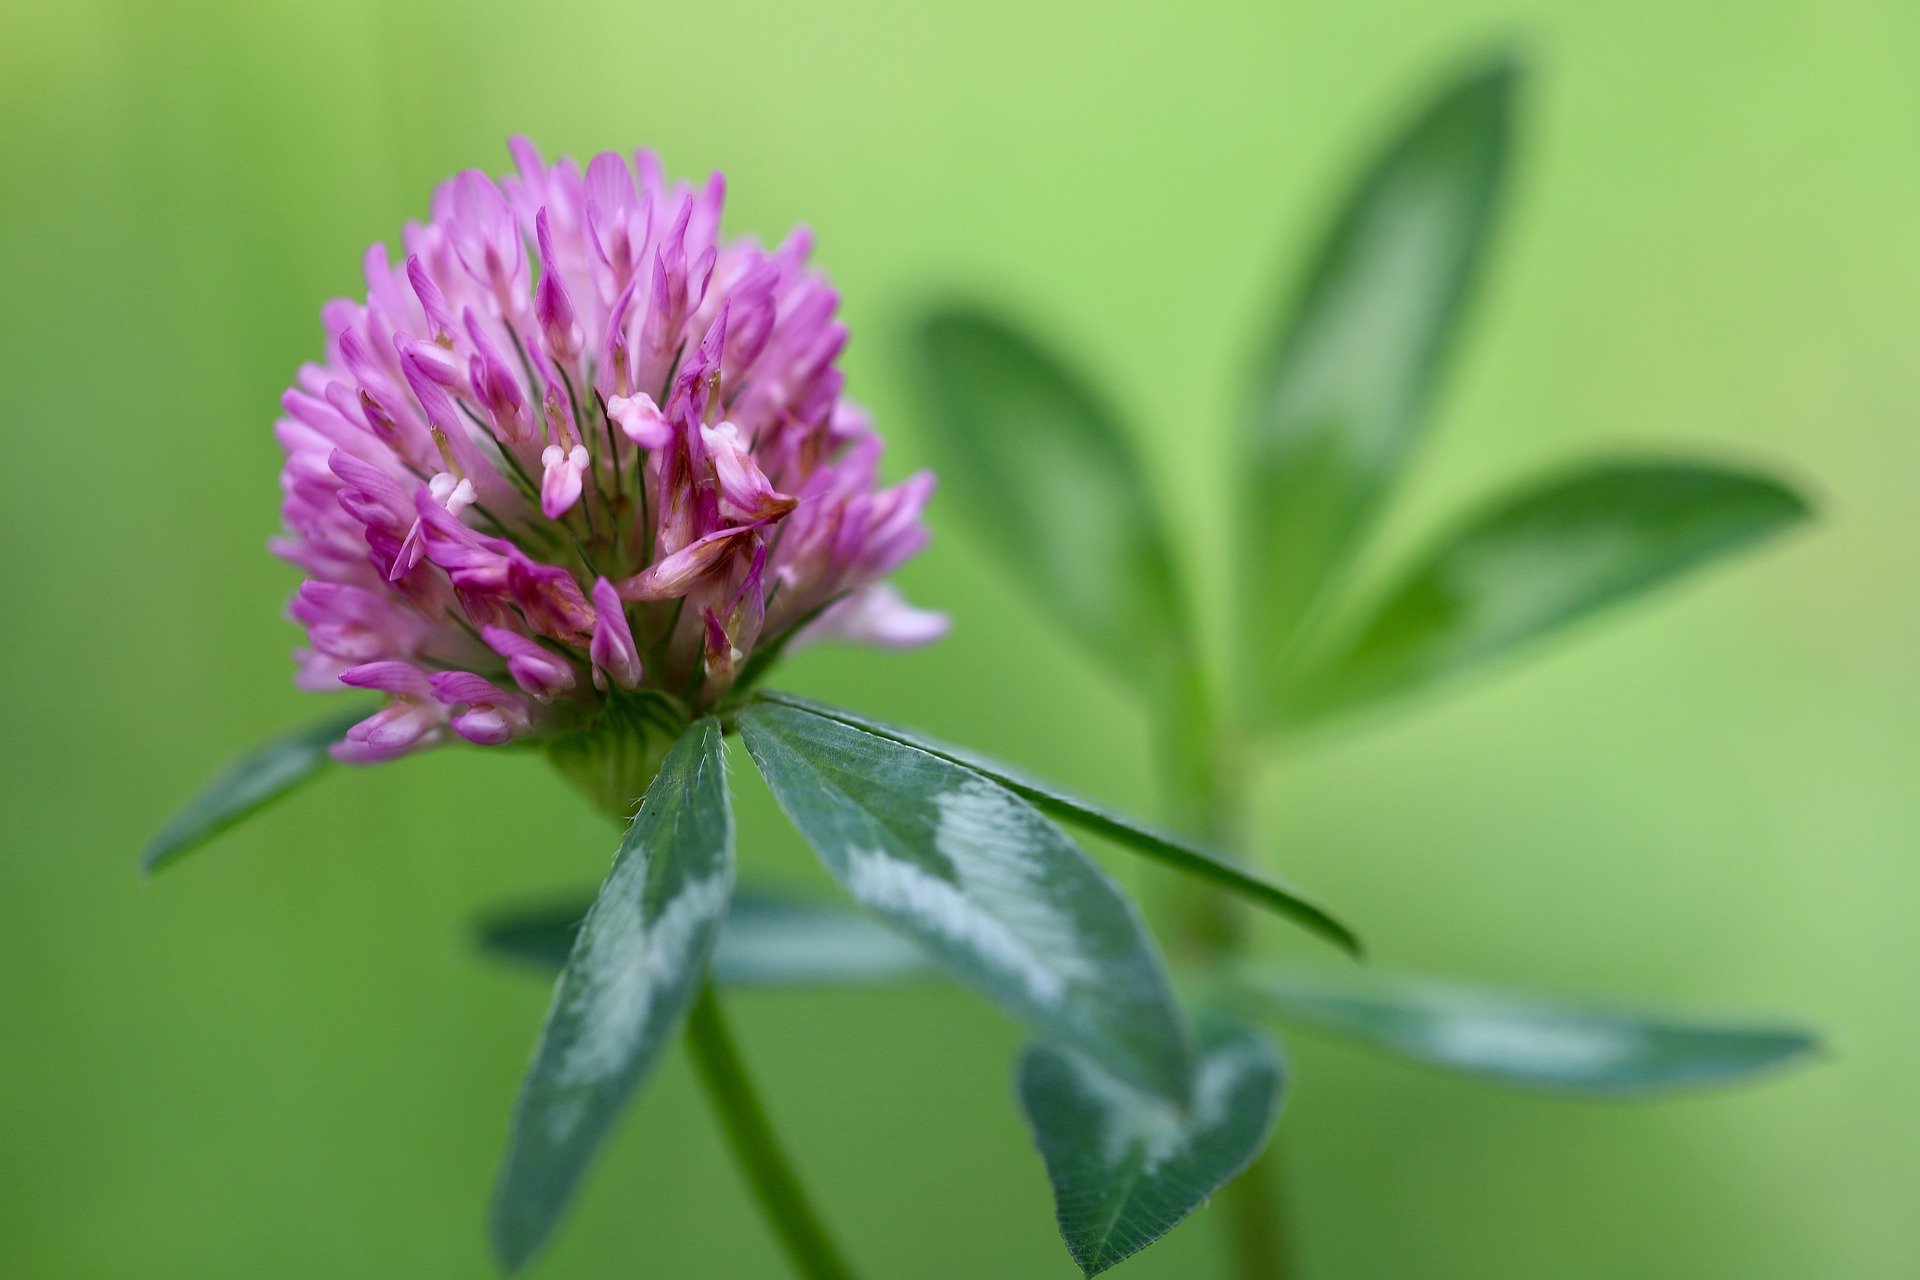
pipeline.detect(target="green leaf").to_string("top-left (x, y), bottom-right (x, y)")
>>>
top-left (1285, 460), bottom-right (1812, 726)
top-left (475, 899), bottom-right (595, 971)
top-left (739, 700), bottom-right (1195, 1102)
top-left (140, 706), bottom-right (369, 875)
top-left (1242, 55), bottom-right (1517, 711)
top-left (755, 692), bottom-right (1362, 956)
top-left (910, 307), bottom-right (1192, 694)
top-left (477, 887), bottom-right (933, 987)
top-left (717, 890), bottom-right (933, 986)
top-left (1229, 967), bottom-right (1820, 1094)
top-left (1020, 1018), bottom-right (1284, 1277)
top-left (490, 719), bottom-right (734, 1271)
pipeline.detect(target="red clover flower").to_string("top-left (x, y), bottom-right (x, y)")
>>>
top-left (274, 139), bottom-right (943, 802)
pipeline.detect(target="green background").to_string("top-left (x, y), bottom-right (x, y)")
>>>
top-left (3, 0), bottom-right (1915, 1275)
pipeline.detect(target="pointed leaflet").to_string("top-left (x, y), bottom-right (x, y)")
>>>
top-left (911, 308), bottom-right (1192, 695)
top-left (1281, 460), bottom-right (1811, 726)
top-left (739, 701), bottom-right (1194, 1101)
top-left (1021, 1019), bottom-right (1284, 1277)
top-left (477, 887), bottom-right (932, 987)
top-left (755, 692), bottom-right (1360, 956)
top-left (490, 719), bottom-right (733, 1270)
top-left (140, 706), bottom-right (370, 874)
top-left (1230, 967), bottom-right (1819, 1095)
top-left (1242, 56), bottom-right (1516, 713)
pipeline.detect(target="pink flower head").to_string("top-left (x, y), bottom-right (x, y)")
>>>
top-left (275, 140), bottom-right (941, 766)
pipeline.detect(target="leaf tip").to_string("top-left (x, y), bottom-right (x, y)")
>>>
top-left (136, 840), bottom-right (175, 879)
top-left (1766, 475), bottom-right (1819, 526)
top-left (1441, 43), bottom-right (1527, 120)
top-left (1296, 901), bottom-right (1366, 960)
top-left (486, 1190), bottom-right (546, 1276)
top-left (1704, 464), bottom-right (1821, 550)
top-left (1770, 1026), bottom-right (1826, 1065)
top-left (1065, 1229), bottom-right (1124, 1277)
top-left (907, 301), bottom-right (989, 374)
top-left (1466, 45), bottom-right (1523, 90)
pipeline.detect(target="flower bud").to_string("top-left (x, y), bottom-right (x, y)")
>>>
top-left (589, 577), bottom-right (644, 690)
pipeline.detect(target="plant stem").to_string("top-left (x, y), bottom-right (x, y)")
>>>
top-left (1160, 702), bottom-right (1297, 1280)
top-left (685, 984), bottom-right (859, 1280)
top-left (1220, 1129), bottom-right (1294, 1279)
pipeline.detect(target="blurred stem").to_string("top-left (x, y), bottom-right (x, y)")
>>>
top-left (1220, 1129), bottom-right (1296, 1280)
top-left (686, 985), bottom-right (859, 1280)
top-left (1160, 674), bottom-right (1297, 1280)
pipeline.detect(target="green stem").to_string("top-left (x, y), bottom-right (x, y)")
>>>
top-left (1220, 1129), bottom-right (1294, 1280)
top-left (1159, 692), bottom-right (1297, 1280)
top-left (685, 984), bottom-right (860, 1280)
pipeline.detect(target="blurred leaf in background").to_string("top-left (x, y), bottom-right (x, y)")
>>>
top-left (3, 0), bottom-right (1913, 1277)
top-left (1281, 460), bottom-right (1813, 728)
top-left (911, 310), bottom-right (1198, 716)
top-left (1239, 57), bottom-right (1516, 705)
top-left (1225, 968), bottom-right (1820, 1095)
